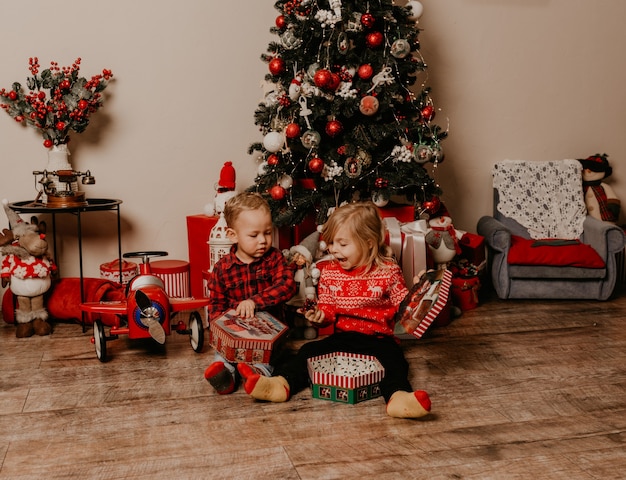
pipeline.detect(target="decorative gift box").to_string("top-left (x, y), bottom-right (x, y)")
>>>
top-left (276, 213), bottom-right (318, 250)
top-left (99, 259), bottom-right (138, 285)
top-left (458, 232), bottom-right (486, 269)
top-left (377, 204), bottom-right (415, 223)
top-left (186, 214), bottom-right (220, 298)
top-left (383, 216), bottom-right (433, 288)
top-left (307, 352), bottom-right (385, 404)
top-left (394, 268), bottom-right (453, 339)
top-left (451, 276), bottom-right (481, 311)
top-left (209, 309), bottom-right (288, 364)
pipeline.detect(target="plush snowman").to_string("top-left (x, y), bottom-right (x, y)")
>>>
top-left (425, 216), bottom-right (462, 267)
top-left (578, 154), bottom-right (621, 224)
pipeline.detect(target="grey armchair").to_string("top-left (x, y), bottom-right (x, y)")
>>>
top-left (477, 160), bottom-right (625, 300)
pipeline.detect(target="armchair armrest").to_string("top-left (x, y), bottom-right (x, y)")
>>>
top-left (581, 215), bottom-right (625, 259)
top-left (477, 216), bottom-right (513, 253)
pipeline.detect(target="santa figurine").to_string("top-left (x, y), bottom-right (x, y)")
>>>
top-left (204, 161), bottom-right (237, 216)
top-left (578, 154), bottom-right (621, 224)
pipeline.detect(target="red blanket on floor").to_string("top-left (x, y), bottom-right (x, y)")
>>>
top-left (2, 277), bottom-right (125, 326)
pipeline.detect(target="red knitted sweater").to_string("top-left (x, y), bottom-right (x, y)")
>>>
top-left (316, 260), bottom-right (408, 337)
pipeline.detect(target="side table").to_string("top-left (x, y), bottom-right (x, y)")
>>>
top-left (9, 199), bottom-right (123, 327)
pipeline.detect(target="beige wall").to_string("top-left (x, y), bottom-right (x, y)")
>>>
top-left (1, 0), bottom-right (625, 281)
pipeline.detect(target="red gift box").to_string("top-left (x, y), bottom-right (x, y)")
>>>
top-left (99, 259), bottom-right (138, 285)
top-left (377, 204), bottom-right (415, 223)
top-left (458, 232), bottom-right (486, 268)
top-left (451, 276), bottom-right (481, 311)
top-left (186, 214), bottom-right (219, 298)
top-left (277, 214), bottom-right (318, 250)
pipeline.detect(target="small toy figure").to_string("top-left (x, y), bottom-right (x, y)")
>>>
top-left (204, 161), bottom-right (237, 216)
top-left (425, 215), bottom-right (462, 267)
top-left (284, 244), bottom-right (319, 339)
top-left (578, 154), bottom-right (621, 223)
top-left (1, 199), bottom-right (57, 337)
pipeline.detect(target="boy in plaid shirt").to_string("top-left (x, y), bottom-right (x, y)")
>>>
top-left (204, 192), bottom-right (296, 394)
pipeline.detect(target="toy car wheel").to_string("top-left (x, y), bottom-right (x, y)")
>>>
top-left (93, 319), bottom-right (108, 362)
top-left (189, 311), bottom-right (204, 353)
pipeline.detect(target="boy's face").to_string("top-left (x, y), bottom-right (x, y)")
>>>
top-left (227, 208), bottom-right (273, 263)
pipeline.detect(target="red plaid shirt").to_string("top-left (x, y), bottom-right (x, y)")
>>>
top-left (206, 246), bottom-right (296, 320)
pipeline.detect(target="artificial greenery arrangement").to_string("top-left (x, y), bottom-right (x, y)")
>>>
top-left (0, 57), bottom-right (113, 147)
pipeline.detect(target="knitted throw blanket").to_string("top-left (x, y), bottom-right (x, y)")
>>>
top-left (493, 160), bottom-right (586, 239)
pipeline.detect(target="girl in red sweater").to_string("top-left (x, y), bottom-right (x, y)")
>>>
top-left (238, 201), bottom-right (431, 419)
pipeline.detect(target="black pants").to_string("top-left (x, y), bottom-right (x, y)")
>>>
top-left (275, 331), bottom-right (413, 402)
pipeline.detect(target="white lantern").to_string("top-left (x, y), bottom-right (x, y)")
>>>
top-left (208, 213), bottom-right (234, 272)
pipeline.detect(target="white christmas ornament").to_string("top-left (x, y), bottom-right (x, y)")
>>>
top-left (263, 131), bottom-right (285, 152)
top-left (278, 174), bottom-right (293, 189)
top-left (289, 80), bottom-right (302, 101)
top-left (372, 191), bottom-right (389, 207)
top-left (407, 1), bottom-right (424, 21)
top-left (257, 161), bottom-right (269, 175)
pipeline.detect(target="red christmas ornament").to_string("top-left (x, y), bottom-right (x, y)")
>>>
top-left (43, 139), bottom-right (53, 148)
top-left (326, 72), bottom-right (341, 91)
top-left (269, 184), bottom-right (287, 200)
top-left (308, 157), bottom-right (324, 173)
top-left (275, 15), bottom-right (287, 29)
top-left (285, 122), bottom-right (301, 139)
top-left (422, 196), bottom-right (441, 214)
top-left (313, 69), bottom-right (332, 88)
top-left (421, 105), bottom-right (435, 121)
top-left (361, 13), bottom-right (376, 29)
top-left (357, 64), bottom-right (374, 80)
top-left (325, 120), bottom-right (343, 137)
top-left (366, 31), bottom-right (384, 48)
top-left (267, 154), bottom-right (280, 166)
top-left (374, 177), bottom-right (389, 189)
top-left (55, 121), bottom-right (66, 131)
top-left (269, 57), bottom-right (286, 76)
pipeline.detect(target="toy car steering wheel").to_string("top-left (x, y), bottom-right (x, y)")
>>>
top-left (123, 251), bottom-right (168, 265)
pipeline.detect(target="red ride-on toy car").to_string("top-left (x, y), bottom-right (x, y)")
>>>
top-left (80, 251), bottom-right (209, 362)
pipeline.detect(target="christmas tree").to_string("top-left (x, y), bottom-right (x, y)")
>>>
top-left (247, 0), bottom-right (447, 227)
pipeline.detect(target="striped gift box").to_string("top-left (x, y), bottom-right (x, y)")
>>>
top-left (307, 353), bottom-right (385, 404)
top-left (209, 309), bottom-right (288, 364)
top-left (394, 268), bottom-right (452, 339)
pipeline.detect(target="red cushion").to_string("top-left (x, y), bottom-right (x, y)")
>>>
top-left (508, 235), bottom-right (606, 268)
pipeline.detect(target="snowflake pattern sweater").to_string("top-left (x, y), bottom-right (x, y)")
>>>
top-left (1, 254), bottom-right (56, 280)
top-left (316, 260), bottom-right (408, 337)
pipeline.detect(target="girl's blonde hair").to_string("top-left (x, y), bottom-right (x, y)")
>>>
top-left (321, 201), bottom-right (395, 270)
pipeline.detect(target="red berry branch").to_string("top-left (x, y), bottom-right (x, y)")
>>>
top-left (0, 57), bottom-right (113, 148)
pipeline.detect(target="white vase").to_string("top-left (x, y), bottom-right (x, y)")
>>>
top-left (47, 144), bottom-right (72, 171)
top-left (45, 144), bottom-right (78, 196)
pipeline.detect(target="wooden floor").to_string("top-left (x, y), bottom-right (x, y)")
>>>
top-left (1, 285), bottom-right (625, 480)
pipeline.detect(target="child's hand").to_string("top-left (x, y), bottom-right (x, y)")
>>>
top-left (235, 299), bottom-right (256, 319)
top-left (304, 307), bottom-right (326, 326)
top-left (412, 269), bottom-right (427, 285)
